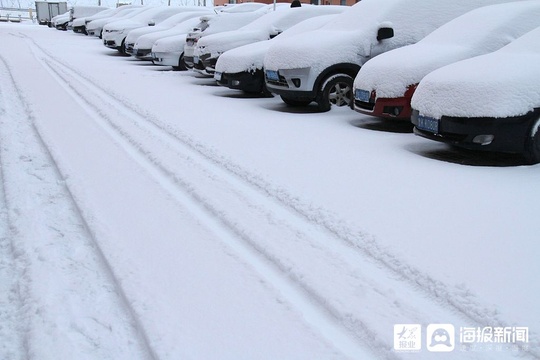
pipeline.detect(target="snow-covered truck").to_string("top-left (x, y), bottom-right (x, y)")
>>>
top-left (35, 1), bottom-right (68, 25)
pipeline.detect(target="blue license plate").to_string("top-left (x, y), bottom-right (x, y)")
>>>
top-left (266, 70), bottom-right (279, 81)
top-left (417, 115), bottom-right (439, 133)
top-left (355, 89), bottom-right (371, 102)
top-left (194, 56), bottom-right (199, 64)
top-left (214, 71), bottom-right (222, 81)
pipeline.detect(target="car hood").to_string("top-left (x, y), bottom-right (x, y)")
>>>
top-left (151, 34), bottom-right (188, 53)
top-left (194, 29), bottom-right (268, 58)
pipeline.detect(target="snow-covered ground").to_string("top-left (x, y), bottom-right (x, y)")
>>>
top-left (0, 22), bottom-right (538, 359)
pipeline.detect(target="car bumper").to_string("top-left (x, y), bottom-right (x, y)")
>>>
top-left (354, 86), bottom-right (416, 120)
top-left (411, 108), bottom-right (540, 153)
top-left (215, 70), bottom-right (264, 93)
top-left (134, 48), bottom-right (152, 60)
top-left (151, 52), bottom-right (181, 66)
top-left (265, 67), bottom-right (316, 99)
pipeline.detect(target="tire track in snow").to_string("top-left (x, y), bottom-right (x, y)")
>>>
top-left (24, 35), bottom-right (537, 359)
top-left (0, 47), bottom-right (157, 360)
top-left (0, 56), bottom-right (29, 360)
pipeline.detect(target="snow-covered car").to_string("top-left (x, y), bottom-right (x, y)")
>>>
top-left (86, 5), bottom-right (145, 38)
top-left (263, 0), bottom-right (526, 112)
top-left (411, 26), bottom-right (540, 164)
top-left (125, 9), bottom-right (212, 58)
top-left (193, 5), bottom-right (347, 76)
top-left (150, 29), bottom-right (197, 70)
top-left (184, 4), bottom-right (288, 69)
top-left (51, 11), bottom-right (70, 30)
top-left (353, 1), bottom-right (540, 121)
top-left (70, 5), bottom-right (109, 34)
top-left (214, 14), bottom-right (339, 94)
top-left (103, 6), bottom-right (201, 54)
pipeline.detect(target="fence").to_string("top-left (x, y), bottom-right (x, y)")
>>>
top-left (0, 7), bottom-right (35, 22)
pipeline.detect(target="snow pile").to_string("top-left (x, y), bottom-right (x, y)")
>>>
top-left (134, 16), bottom-right (202, 50)
top-left (412, 25), bottom-right (540, 119)
top-left (353, 1), bottom-right (540, 98)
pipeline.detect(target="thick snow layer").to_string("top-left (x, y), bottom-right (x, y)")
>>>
top-left (86, 6), bottom-right (146, 33)
top-left (412, 25), bottom-right (540, 119)
top-left (188, 4), bottom-right (287, 39)
top-left (151, 32), bottom-right (188, 53)
top-left (215, 14), bottom-right (338, 74)
top-left (264, 0), bottom-right (530, 75)
top-left (353, 1), bottom-right (540, 99)
top-left (1, 22), bottom-right (539, 360)
top-left (195, 6), bottom-right (346, 58)
top-left (126, 11), bottom-right (210, 46)
top-left (103, 6), bottom-right (195, 31)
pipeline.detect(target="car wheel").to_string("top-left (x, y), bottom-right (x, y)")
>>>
top-left (99, 30), bottom-right (103, 39)
top-left (280, 95), bottom-right (311, 106)
top-left (119, 39), bottom-right (127, 54)
top-left (524, 117), bottom-right (540, 164)
top-left (316, 73), bottom-right (353, 112)
top-left (172, 54), bottom-right (188, 71)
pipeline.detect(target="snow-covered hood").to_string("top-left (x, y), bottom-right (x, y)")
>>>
top-left (354, 1), bottom-right (540, 99)
top-left (412, 26), bottom-right (540, 119)
top-left (103, 19), bottom-right (142, 32)
top-left (264, 0), bottom-right (528, 75)
top-left (151, 34), bottom-right (188, 53)
top-left (86, 7), bottom-right (145, 31)
top-left (215, 14), bottom-right (339, 74)
top-left (136, 18), bottom-right (200, 50)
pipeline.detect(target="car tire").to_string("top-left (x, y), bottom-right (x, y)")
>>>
top-left (524, 117), bottom-right (540, 164)
top-left (316, 73), bottom-right (353, 112)
top-left (172, 54), bottom-right (188, 71)
top-left (280, 95), bottom-right (311, 106)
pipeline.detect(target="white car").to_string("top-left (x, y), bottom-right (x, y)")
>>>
top-left (71, 5), bottom-right (109, 34)
top-left (86, 6), bottom-right (145, 38)
top-left (264, 0), bottom-right (528, 112)
top-left (411, 26), bottom-right (540, 164)
top-left (214, 14), bottom-right (339, 94)
top-left (103, 6), bottom-right (201, 54)
top-left (125, 10), bottom-right (212, 58)
top-left (183, 4), bottom-right (288, 69)
top-left (51, 11), bottom-right (70, 30)
top-left (193, 5), bottom-right (347, 76)
top-left (353, 1), bottom-right (540, 121)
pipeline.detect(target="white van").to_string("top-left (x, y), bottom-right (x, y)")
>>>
top-left (263, 0), bottom-right (528, 112)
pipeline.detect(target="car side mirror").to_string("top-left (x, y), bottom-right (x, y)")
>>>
top-left (377, 27), bottom-right (394, 41)
top-left (148, 20), bottom-right (155, 26)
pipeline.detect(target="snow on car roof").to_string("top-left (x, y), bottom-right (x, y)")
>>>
top-left (215, 14), bottom-right (339, 74)
top-left (196, 6), bottom-right (346, 57)
top-left (264, 0), bottom-right (531, 74)
top-left (411, 25), bottom-right (540, 119)
top-left (353, 1), bottom-right (540, 99)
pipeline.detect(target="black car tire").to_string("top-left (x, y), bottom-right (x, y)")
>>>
top-left (316, 73), bottom-right (353, 112)
top-left (280, 95), bottom-right (311, 106)
top-left (172, 54), bottom-right (188, 71)
top-left (524, 118), bottom-right (540, 164)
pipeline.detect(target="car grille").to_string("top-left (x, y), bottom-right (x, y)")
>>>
top-left (266, 75), bottom-right (288, 88)
top-left (354, 100), bottom-right (375, 111)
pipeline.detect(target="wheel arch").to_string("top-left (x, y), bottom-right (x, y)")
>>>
top-left (313, 63), bottom-right (361, 93)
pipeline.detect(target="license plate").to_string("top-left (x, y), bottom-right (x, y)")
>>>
top-left (266, 70), bottom-right (279, 81)
top-left (355, 89), bottom-right (370, 102)
top-left (194, 56), bottom-right (199, 64)
top-left (417, 115), bottom-right (439, 133)
top-left (214, 71), bottom-right (222, 81)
